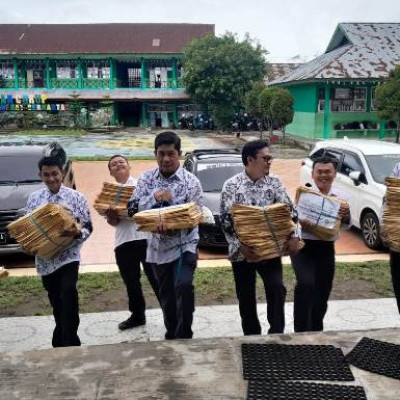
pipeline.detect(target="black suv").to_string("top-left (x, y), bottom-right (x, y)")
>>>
top-left (183, 148), bottom-right (244, 248)
top-left (0, 143), bottom-right (75, 255)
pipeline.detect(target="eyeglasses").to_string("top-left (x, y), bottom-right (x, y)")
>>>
top-left (258, 155), bottom-right (273, 163)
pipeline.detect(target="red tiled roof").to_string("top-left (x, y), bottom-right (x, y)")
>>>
top-left (0, 23), bottom-right (214, 55)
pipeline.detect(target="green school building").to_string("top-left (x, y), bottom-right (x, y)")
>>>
top-left (0, 23), bottom-right (214, 128)
top-left (269, 23), bottom-right (400, 140)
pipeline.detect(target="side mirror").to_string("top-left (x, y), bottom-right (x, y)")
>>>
top-left (349, 171), bottom-right (366, 185)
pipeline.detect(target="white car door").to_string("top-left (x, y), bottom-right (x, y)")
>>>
top-left (334, 151), bottom-right (368, 228)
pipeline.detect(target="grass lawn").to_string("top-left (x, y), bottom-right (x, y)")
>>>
top-left (0, 260), bottom-right (394, 317)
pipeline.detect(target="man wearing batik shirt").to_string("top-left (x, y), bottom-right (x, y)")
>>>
top-left (128, 131), bottom-right (203, 340)
top-left (292, 156), bottom-right (350, 333)
top-left (220, 139), bottom-right (301, 335)
top-left (26, 156), bottom-right (92, 347)
top-left (383, 161), bottom-right (400, 315)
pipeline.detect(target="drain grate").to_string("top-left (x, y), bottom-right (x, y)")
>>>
top-left (346, 337), bottom-right (400, 380)
top-left (247, 380), bottom-right (367, 400)
top-left (242, 343), bottom-right (354, 381)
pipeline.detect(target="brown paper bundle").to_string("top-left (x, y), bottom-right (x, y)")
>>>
top-left (133, 202), bottom-right (203, 232)
top-left (232, 203), bottom-right (300, 261)
top-left (7, 203), bottom-right (78, 260)
top-left (93, 181), bottom-right (134, 220)
top-left (382, 177), bottom-right (400, 251)
top-left (295, 186), bottom-right (345, 240)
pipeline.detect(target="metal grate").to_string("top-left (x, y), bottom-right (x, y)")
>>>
top-left (242, 343), bottom-right (354, 381)
top-left (346, 337), bottom-right (400, 380)
top-left (247, 381), bottom-right (367, 400)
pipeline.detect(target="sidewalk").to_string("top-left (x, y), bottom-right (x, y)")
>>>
top-left (1, 297), bottom-right (399, 353)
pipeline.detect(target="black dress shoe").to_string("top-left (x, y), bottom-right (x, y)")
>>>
top-left (118, 315), bottom-right (146, 330)
top-left (164, 331), bottom-right (176, 340)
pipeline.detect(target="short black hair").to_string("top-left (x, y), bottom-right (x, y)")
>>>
top-left (108, 154), bottom-right (129, 170)
top-left (312, 156), bottom-right (338, 170)
top-left (38, 156), bottom-right (63, 172)
top-left (154, 131), bottom-right (181, 152)
top-left (242, 139), bottom-right (269, 166)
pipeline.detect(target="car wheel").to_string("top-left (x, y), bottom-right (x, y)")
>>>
top-left (361, 211), bottom-right (382, 250)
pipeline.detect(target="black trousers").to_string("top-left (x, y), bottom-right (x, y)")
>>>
top-left (115, 239), bottom-right (160, 319)
top-left (151, 251), bottom-right (197, 339)
top-left (41, 261), bottom-right (80, 347)
top-left (231, 257), bottom-right (286, 335)
top-left (291, 239), bottom-right (335, 332)
top-left (389, 250), bottom-right (400, 315)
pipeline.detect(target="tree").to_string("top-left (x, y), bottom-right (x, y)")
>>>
top-left (244, 81), bottom-right (265, 119)
top-left (99, 94), bottom-right (114, 129)
top-left (67, 92), bottom-right (83, 130)
top-left (375, 65), bottom-right (400, 143)
top-left (259, 87), bottom-right (294, 138)
top-left (183, 32), bottom-right (267, 129)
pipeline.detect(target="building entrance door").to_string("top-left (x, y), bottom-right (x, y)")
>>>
top-left (117, 101), bottom-right (141, 127)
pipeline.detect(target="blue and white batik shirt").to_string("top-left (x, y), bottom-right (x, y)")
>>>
top-left (220, 171), bottom-right (300, 262)
top-left (128, 166), bottom-right (203, 265)
top-left (26, 185), bottom-right (92, 276)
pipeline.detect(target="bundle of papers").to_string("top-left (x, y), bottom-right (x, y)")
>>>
top-left (295, 186), bottom-right (344, 240)
top-left (232, 203), bottom-right (300, 261)
top-left (7, 203), bottom-right (78, 260)
top-left (93, 182), bottom-right (134, 220)
top-left (382, 177), bottom-right (400, 251)
top-left (133, 202), bottom-right (204, 232)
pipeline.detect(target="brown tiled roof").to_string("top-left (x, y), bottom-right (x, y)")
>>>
top-left (264, 63), bottom-right (302, 83)
top-left (0, 23), bottom-right (214, 55)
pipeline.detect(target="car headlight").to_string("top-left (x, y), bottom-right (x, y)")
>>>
top-left (202, 206), bottom-right (215, 224)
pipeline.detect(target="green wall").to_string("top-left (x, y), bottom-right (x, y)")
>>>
top-left (285, 84), bottom-right (317, 137)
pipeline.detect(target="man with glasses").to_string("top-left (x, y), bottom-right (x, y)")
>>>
top-left (128, 131), bottom-right (203, 340)
top-left (106, 155), bottom-right (160, 330)
top-left (220, 139), bottom-right (301, 335)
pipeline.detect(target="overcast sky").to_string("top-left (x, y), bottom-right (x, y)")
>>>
top-left (1, 0), bottom-right (399, 63)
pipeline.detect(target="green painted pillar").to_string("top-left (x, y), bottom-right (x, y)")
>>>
top-left (366, 86), bottom-right (372, 112)
top-left (141, 101), bottom-right (148, 127)
top-left (379, 119), bottom-right (386, 139)
top-left (172, 58), bottom-right (178, 89)
top-left (323, 84), bottom-right (330, 139)
top-left (78, 59), bottom-right (83, 89)
top-left (141, 58), bottom-right (146, 89)
top-left (45, 58), bottom-right (51, 89)
top-left (112, 102), bottom-right (117, 125)
top-left (173, 103), bottom-right (178, 126)
top-left (109, 57), bottom-right (115, 89)
top-left (13, 59), bottom-right (19, 89)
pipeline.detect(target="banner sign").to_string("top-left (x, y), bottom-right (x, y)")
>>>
top-left (0, 93), bottom-right (69, 112)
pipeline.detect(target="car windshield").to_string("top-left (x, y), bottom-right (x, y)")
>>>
top-left (196, 161), bottom-right (244, 192)
top-left (365, 154), bottom-right (400, 184)
top-left (0, 155), bottom-right (43, 183)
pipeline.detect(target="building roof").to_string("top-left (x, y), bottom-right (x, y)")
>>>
top-left (264, 63), bottom-right (302, 83)
top-left (270, 23), bottom-right (400, 84)
top-left (0, 23), bottom-right (214, 55)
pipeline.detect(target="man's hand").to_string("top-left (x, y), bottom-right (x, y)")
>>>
top-left (60, 223), bottom-right (81, 238)
top-left (240, 244), bottom-right (259, 263)
top-left (156, 220), bottom-right (178, 237)
top-left (339, 202), bottom-right (350, 223)
top-left (299, 218), bottom-right (313, 229)
top-left (154, 190), bottom-right (173, 203)
top-left (284, 237), bottom-right (301, 256)
top-left (105, 207), bottom-right (120, 226)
